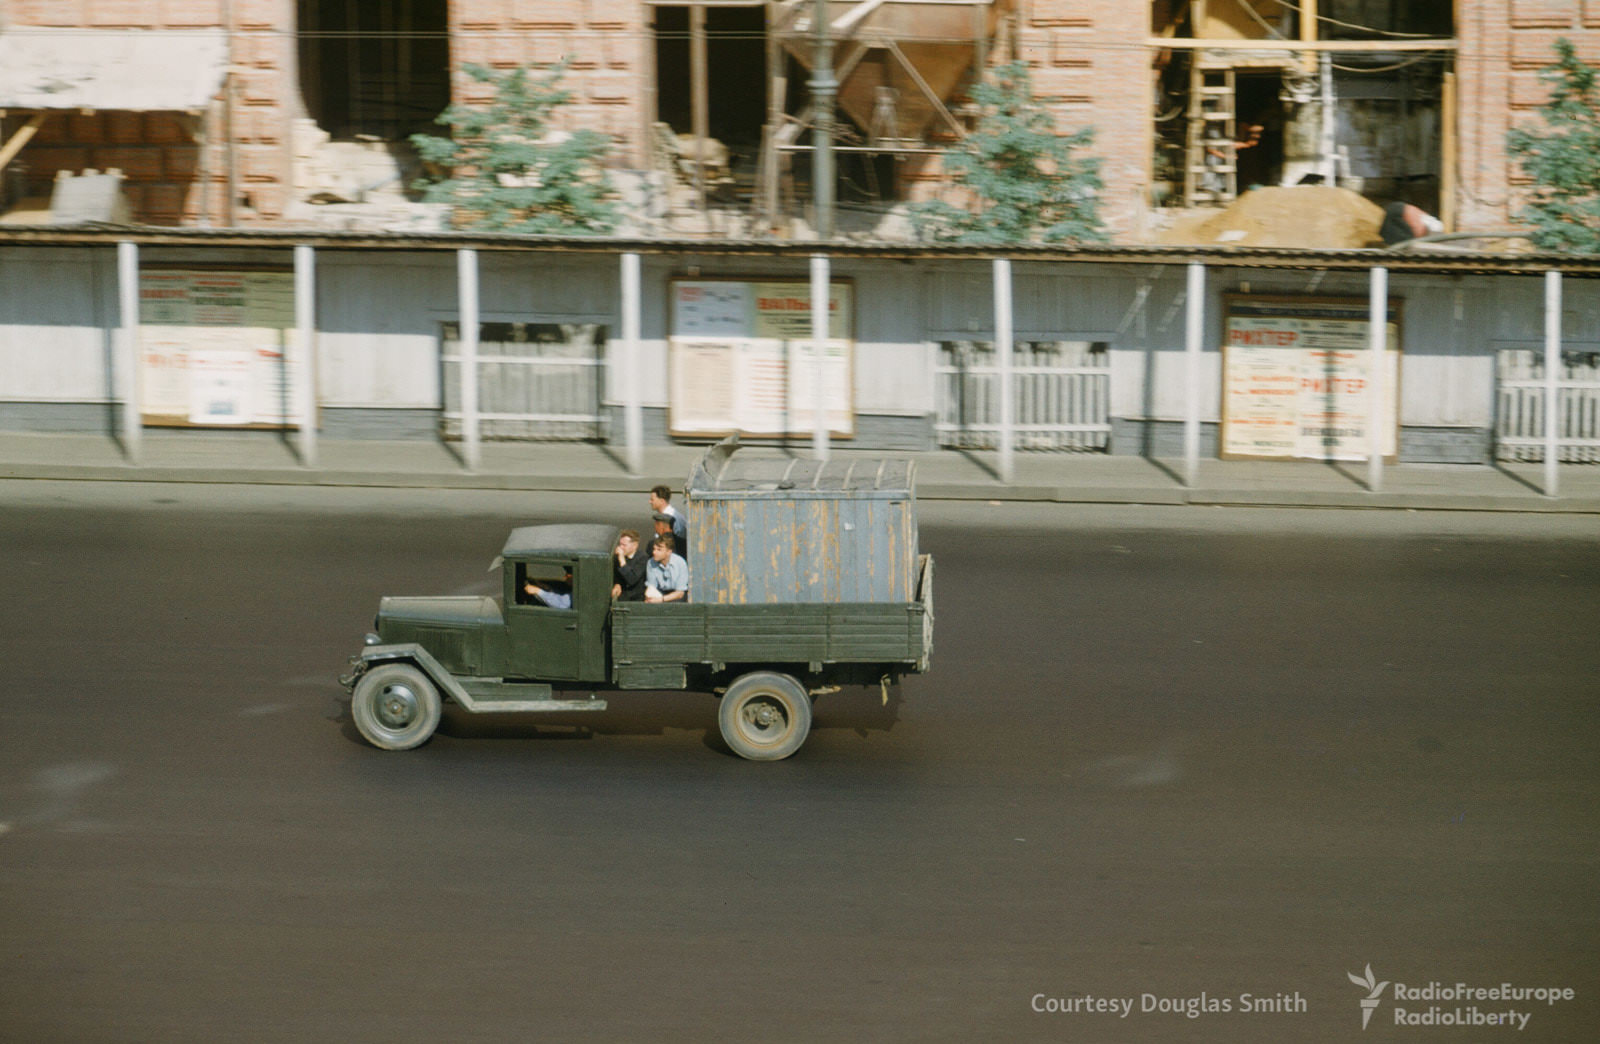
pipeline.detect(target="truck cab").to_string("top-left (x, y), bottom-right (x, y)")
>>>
top-left (496, 524), bottom-right (614, 683)
top-left (371, 523), bottom-right (616, 685)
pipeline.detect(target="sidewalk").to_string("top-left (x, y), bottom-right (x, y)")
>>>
top-left (2, 430), bottom-right (1598, 513)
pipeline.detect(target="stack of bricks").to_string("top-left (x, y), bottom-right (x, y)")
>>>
top-left (450, 0), bottom-right (649, 167)
top-left (1454, 0), bottom-right (1600, 233)
top-left (4, 0), bottom-right (295, 225)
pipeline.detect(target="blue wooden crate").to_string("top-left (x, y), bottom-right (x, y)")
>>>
top-left (685, 438), bottom-right (919, 604)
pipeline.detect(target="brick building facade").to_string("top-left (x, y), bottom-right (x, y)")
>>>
top-left (1455, 0), bottom-right (1600, 234)
top-left (0, 0), bottom-right (294, 225)
top-left (0, 1), bottom-right (1595, 239)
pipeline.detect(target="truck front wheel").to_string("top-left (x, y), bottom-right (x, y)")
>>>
top-left (719, 672), bottom-right (812, 761)
top-left (351, 663), bottom-right (442, 751)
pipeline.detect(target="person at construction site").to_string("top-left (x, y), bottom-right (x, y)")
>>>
top-left (1379, 201), bottom-right (1444, 246)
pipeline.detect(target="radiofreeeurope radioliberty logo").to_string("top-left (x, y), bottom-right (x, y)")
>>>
top-left (1348, 964), bottom-right (1389, 1029)
top-left (1346, 963), bottom-right (1576, 1031)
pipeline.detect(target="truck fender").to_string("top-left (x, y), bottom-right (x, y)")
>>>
top-left (348, 643), bottom-right (472, 705)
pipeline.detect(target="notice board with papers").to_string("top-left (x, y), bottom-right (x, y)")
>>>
top-left (668, 278), bottom-right (854, 438)
top-left (1221, 295), bottom-right (1401, 461)
top-left (137, 267), bottom-right (305, 429)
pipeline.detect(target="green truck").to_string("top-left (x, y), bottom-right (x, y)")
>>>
top-left (341, 441), bottom-right (934, 760)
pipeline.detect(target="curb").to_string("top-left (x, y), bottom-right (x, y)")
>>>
top-left (4, 462), bottom-right (1598, 513)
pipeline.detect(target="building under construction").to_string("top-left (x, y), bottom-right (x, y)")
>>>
top-left (0, 2), bottom-right (1588, 240)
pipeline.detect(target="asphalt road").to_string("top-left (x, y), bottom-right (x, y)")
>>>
top-left (1, 482), bottom-right (1596, 1042)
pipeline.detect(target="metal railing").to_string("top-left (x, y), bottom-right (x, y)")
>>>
top-left (935, 339), bottom-right (1111, 451)
top-left (1495, 348), bottom-right (1600, 463)
top-left (441, 322), bottom-right (607, 441)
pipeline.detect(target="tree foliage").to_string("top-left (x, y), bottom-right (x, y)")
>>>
top-left (1506, 38), bottom-right (1600, 252)
top-left (411, 63), bottom-right (618, 234)
top-left (909, 61), bottom-right (1106, 244)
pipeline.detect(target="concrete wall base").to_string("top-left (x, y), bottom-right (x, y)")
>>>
top-left (1110, 418), bottom-right (1493, 464)
top-left (321, 407), bottom-right (440, 440)
top-left (0, 401), bottom-right (121, 433)
top-left (1109, 418), bottom-right (1220, 459)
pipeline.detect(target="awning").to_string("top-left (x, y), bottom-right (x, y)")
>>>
top-left (0, 28), bottom-right (228, 112)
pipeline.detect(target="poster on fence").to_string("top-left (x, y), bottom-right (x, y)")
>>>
top-left (668, 278), bottom-right (854, 438)
top-left (1221, 296), bottom-right (1401, 461)
top-left (138, 268), bottom-right (304, 428)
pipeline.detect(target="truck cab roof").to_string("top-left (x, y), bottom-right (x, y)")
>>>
top-left (501, 524), bottom-right (619, 559)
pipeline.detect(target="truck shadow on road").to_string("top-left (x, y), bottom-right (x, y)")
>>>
top-left (335, 688), bottom-right (904, 758)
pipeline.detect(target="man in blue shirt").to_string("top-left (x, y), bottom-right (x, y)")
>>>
top-left (644, 534), bottom-right (688, 603)
top-left (652, 511), bottom-right (688, 563)
top-left (524, 567), bottom-right (573, 609)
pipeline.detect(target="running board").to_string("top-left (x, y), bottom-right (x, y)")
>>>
top-left (455, 680), bottom-right (608, 714)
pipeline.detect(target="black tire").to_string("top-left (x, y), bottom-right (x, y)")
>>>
top-left (718, 671), bottom-right (812, 761)
top-left (351, 663), bottom-right (442, 751)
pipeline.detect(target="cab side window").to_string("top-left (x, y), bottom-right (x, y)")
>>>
top-left (515, 560), bottom-right (576, 609)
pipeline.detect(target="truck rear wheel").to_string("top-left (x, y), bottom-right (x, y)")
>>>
top-left (719, 672), bottom-right (812, 761)
top-left (351, 663), bottom-right (442, 751)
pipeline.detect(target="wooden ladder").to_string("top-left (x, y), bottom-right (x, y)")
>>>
top-left (1184, 63), bottom-right (1237, 205)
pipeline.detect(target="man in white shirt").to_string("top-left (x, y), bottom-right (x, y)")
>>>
top-left (650, 485), bottom-right (688, 549)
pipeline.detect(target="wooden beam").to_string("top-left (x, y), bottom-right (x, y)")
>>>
top-left (832, 0), bottom-right (888, 36)
top-left (691, 5), bottom-right (709, 219)
top-left (1148, 37), bottom-right (1456, 52)
top-left (882, 38), bottom-right (965, 139)
top-left (1441, 70), bottom-right (1457, 232)
top-left (1300, 0), bottom-right (1318, 75)
top-left (0, 112), bottom-right (47, 172)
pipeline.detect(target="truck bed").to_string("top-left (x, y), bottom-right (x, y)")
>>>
top-left (610, 555), bottom-right (933, 681)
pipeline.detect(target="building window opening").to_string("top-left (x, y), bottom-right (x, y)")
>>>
top-left (297, 1), bottom-right (450, 142)
top-left (653, 6), bottom-right (768, 199)
top-left (1234, 72), bottom-right (1283, 192)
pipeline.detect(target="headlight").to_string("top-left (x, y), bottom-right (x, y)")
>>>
top-left (364, 632), bottom-right (382, 646)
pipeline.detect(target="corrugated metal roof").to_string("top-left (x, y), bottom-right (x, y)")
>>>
top-left (0, 28), bottom-right (227, 112)
top-left (0, 225), bottom-right (1595, 276)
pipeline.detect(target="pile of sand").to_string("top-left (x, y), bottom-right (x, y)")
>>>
top-left (1155, 186), bottom-right (1385, 249)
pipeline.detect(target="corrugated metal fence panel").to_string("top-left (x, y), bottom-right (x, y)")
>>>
top-left (317, 257), bottom-right (446, 408)
top-left (935, 339), bottom-right (1111, 451)
top-left (441, 321), bottom-right (606, 441)
top-left (0, 248), bottom-right (113, 400)
top-left (1495, 348), bottom-right (1600, 463)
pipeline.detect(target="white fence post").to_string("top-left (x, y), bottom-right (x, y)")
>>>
top-left (995, 257), bottom-right (1014, 483)
top-left (811, 252), bottom-right (830, 461)
top-left (1545, 269), bottom-right (1561, 497)
top-left (1368, 265), bottom-right (1387, 493)
top-left (1184, 261), bottom-right (1204, 486)
top-left (457, 248), bottom-right (480, 472)
top-left (117, 241), bottom-right (141, 464)
top-left (294, 244), bottom-right (317, 468)
top-left (622, 251), bottom-right (643, 477)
